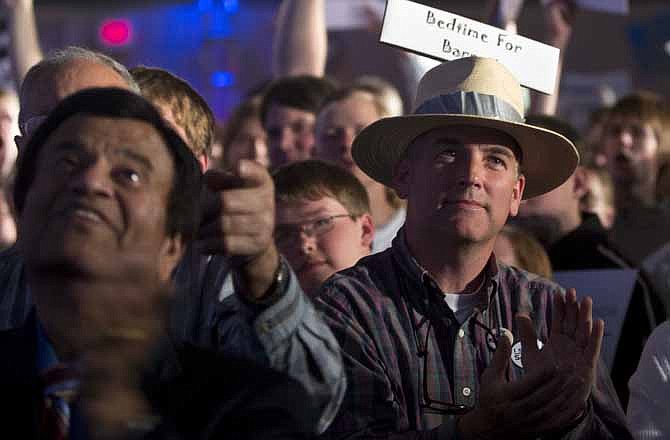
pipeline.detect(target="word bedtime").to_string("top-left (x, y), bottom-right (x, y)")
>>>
top-left (426, 10), bottom-right (522, 56)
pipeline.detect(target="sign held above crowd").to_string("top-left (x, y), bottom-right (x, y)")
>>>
top-left (379, 0), bottom-right (560, 94)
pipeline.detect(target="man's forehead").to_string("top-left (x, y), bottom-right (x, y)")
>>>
top-left (277, 196), bottom-right (346, 220)
top-left (605, 114), bottom-right (652, 128)
top-left (321, 93), bottom-right (378, 125)
top-left (43, 114), bottom-right (166, 156)
top-left (267, 104), bottom-right (315, 123)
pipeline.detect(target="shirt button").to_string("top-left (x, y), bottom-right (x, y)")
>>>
top-left (462, 387), bottom-right (471, 397)
top-left (458, 329), bottom-right (465, 338)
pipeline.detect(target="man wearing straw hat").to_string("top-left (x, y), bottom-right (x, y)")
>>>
top-left (316, 57), bottom-right (630, 439)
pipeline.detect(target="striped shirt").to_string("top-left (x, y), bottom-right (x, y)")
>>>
top-left (316, 232), bottom-right (631, 439)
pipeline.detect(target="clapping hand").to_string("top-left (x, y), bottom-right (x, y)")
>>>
top-left (458, 289), bottom-right (603, 439)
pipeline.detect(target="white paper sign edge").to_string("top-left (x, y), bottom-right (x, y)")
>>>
top-left (379, 0), bottom-right (560, 94)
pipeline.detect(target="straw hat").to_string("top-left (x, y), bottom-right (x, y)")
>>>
top-left (352, 57), bottom-right (579, 199)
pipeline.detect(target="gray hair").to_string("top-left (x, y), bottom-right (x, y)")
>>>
top-left (19, 46), bottom-right (140, 126)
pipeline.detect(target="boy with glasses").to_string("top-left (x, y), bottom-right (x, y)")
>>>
top-left (273, 159), bottom-right (374, 296)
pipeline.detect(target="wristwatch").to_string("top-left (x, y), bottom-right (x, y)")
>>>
top-left (237, 256), bottom-right (290, 307)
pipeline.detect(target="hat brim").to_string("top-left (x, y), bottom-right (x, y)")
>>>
top-left (352, 114), bottom-right (579, 199)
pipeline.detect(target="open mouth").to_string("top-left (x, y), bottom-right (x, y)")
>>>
top-left (298, 260), bottom-right (328, 273)
top-left (61, 202), bottom-right (110, 228)
top-left (72, 207), bottom-right (104, 223)
top-left (614, 154), bottom-right (632, 166)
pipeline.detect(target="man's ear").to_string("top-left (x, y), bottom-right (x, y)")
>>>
top-left (392, 157), bottom-right (411, 199)
top-left (508, 174), bottom-right (526, 217)
top-left (573, 166), bottom-right (588, 199)
top-left (158, 235), bottom-right (186, 283)
top-left (359, 213), bottom-right (375, 251)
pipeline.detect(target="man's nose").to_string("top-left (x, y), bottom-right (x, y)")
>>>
top-left (458, 155), bottom-right (483, 189)
top-left (69, 161), bottom-right (113, 197)
top-left (343, 129), bottom-right (356, 150)
top-left (618, 130), bottom-right (634, 151)
top-left (299, 230), bottom-right (317, 255)
top-left (280, 127), bottom-right (295, 151)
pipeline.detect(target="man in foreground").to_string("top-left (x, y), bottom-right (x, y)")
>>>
top-left (1, 87), bottom-right (317, 439)
top-left (317, 57), bottom-right (630, 438)
top-left (1, 46), bottom-right (345, 434)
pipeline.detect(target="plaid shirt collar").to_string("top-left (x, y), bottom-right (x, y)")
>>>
top-left (390, 227), bottom-right (501, 307)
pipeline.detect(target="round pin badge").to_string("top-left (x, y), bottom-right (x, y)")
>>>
top-left (486, 327), bottom-right (515, 351)
top-left (511, 339), bottom-right (544, 368)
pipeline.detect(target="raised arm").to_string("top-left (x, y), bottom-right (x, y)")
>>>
top-left (529, 0), bottom-right (576, 116)
top-left (272, 0), bottom-right (327, 78)
top-left (484, 0), bottom-right (525, 33)
top-left (4, 0), bottom-right (44, 86)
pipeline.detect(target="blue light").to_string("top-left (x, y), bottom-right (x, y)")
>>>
top-left (223, 0), bottom-right (239, 14)
top-left (198, 0), bottom-right (214, 12)
top-left (211, 71), bottom-right (235, 88)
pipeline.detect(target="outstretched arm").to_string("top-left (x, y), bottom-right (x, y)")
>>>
top-left (272, 0), bottom-right (326, 78)
top-left (4, 0), bottom-right (44, 86)
top-left (484, 0), bottom-right (525, 33)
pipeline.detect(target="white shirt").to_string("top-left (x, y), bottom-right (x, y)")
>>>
top-left (628, 321), bottom-right (670, 439)
top-left (443, 288), bottom-right (489, 325)
top-left (372, 208), bottom-right (406, 254)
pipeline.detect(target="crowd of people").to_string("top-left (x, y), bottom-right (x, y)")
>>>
top-left (2, 0), bottom-right (670, 438)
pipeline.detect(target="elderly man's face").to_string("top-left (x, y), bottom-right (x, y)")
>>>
top-left (18, 114), bottom-right (182, 284)
top-left (315, 92), bottom-right (380, 186)
top-left (394, 125), bottom-right (524, 245)
top-left (17, 60), bottom-right (132, 147)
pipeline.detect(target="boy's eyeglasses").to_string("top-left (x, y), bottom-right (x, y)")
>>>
top-left (274, 214), bottom-right (353, 246)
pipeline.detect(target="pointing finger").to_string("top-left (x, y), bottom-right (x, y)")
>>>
top-left (204, 160), bottom-right (271, 191)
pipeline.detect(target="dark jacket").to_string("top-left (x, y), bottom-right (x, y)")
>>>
top-left (549, 212), bottom-right (667, 408)
top-left (0, 316), bottom-right (318, 440)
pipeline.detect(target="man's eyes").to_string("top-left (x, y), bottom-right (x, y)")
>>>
top-left (291, 122), bottom-right (310, 134)
top-left (113, 167), bottom-right (144, 186)
top-left (313, 217), bottom-right (332, 228)
top-left (487, 156), bottom-right (507, 167)
top-left (436, 150), bottom-right (457, 160)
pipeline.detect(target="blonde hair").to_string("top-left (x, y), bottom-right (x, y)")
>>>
top-left (499, 225), bottom-right (553, 279)
top-left (131, 66), bottom-right (214, 158)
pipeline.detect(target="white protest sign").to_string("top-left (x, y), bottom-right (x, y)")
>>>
top-left (553, 269), bottom-right (637, 371)
top-left (379, 0), bottom-right (560, 94)
top-left (541, 0), bottom-right (629, 16)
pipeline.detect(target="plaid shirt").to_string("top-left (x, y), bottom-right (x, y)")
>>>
top-left (315, 232), bottom-right (631, 439)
